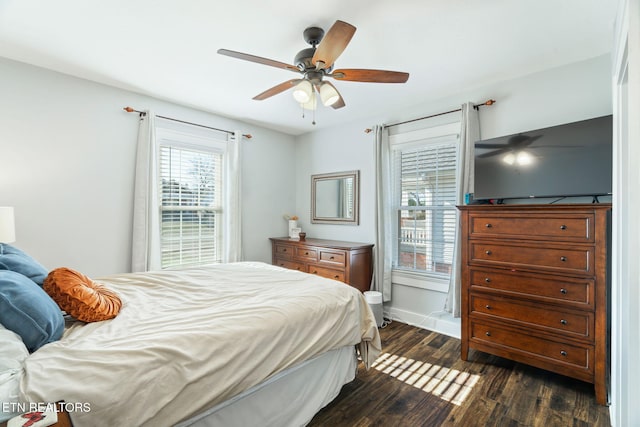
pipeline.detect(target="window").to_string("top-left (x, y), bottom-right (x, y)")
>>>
top-left (391, 123), bottom-right (460, 279)
top-left (157, 128), bottom-right (225, 269)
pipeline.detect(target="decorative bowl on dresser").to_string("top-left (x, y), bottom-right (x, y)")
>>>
top-left (458, 204), bottom-right (611, 405)
top-left (269, 237), bottom-right (373, 292)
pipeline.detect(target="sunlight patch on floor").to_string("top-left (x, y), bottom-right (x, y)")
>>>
top-left (371, 352), bottom-right (479, 406)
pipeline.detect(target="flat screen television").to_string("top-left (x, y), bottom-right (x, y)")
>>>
top-left (473, 115), bottom-right (612, 201)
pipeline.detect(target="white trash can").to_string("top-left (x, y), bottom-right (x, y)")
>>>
top-left (364, 291), bottom-right (383, 327)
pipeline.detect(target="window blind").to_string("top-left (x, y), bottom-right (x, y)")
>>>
top-left (393, 137), bottom-right (458, 277)
top-left (159, 144), bottom-right (222, 268)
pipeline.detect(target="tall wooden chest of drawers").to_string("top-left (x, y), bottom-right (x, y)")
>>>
top-left (269, 237), bottom-right (373, 292)
top-left (458, 204), bottom-right (611, 405)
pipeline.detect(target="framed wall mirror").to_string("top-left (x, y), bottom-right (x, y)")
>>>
top-left (311, 170), bottom-right (360, 225)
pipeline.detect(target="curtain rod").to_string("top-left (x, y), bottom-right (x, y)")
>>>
top-left (363, 99), bottom-right (495, 133)
top-left (123, 107), bottom-right (252, 139)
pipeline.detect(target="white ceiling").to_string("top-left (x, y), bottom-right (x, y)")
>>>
top-left (0, 0), bottom-right (618, 136)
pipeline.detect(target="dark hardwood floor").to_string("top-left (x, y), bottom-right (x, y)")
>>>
top-left (309, 321), bottom-right (611, 427)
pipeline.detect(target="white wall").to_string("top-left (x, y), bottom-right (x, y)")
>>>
top-left (294, 54), bottom-right (612, 336)
top-left (294, 120), bottom-right (375, 242)
top-left (0, 57), bottom-right (296, 276)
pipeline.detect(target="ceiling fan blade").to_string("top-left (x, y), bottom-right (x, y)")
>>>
top-left (253, 79), bottom-right (302, 100)
top-left (312, 20), bottom-right (356, 69)
top-left (331, 68), bottom-right (409, 83)
top-left (218, 49), bottom-right (300, 73)
top-left (477, 148), bottom-right (511, 158)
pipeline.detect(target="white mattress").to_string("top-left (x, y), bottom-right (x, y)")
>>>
top-left (19, 262), bottom-right (381, 427)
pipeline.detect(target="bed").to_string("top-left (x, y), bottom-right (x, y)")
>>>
top-left (6, 261), bottom-right (381, 427)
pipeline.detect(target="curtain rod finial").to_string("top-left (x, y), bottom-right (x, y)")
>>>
top-left (124, 106), bottom-right (135, 113)
top-left (473, 99), bottom-right (497, 110)
top-left (364, 128), bottom-right (373, 134)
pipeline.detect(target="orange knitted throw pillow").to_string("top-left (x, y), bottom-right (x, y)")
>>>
top-left (44, 267), bottom-right (122, 322)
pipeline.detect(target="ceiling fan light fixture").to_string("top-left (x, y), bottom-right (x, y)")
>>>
top-left (516, 151), bottom-right (534, 165)
top-left (502, 153), bottom-right (516, 165)
top-left (503, 150), bottom-right (534, 166)
top-left (319, 82), bottom-right (340, 106)
top-left (292, 80), bottom-right (313, 103)
top-left (301, 91), bottom-right (317, 111)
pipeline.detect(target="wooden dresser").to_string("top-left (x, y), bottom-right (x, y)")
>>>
top-left (458, 204), bottom-right (611, 405)
top-left (269, 237), bottom-right (374, 292)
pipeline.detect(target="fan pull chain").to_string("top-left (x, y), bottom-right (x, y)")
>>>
top-left (300, 105), bottom-right (317, 125)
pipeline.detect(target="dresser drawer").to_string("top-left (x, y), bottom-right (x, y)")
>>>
top-left (274, 259), bottom-right (305, 272)
top-left (470, 320), bottom-right (594, 377)
top-left (469, 241), bottom-right (594, 275)
top-left (470, 295), bottom-right (593, 339)
top-left (308, 265), bottom-right (345, 282)
top-left (469, 268), bottom-right (594, 309)
top-left (274, 244), bottom-right (294, 259)
top-left (319, 250), bottom-right (346, 266)
top-left (296, 247), bottom-right (318, 261)
top-left (469, 213), bottom-right (593, 242)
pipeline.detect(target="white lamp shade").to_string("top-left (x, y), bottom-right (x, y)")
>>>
top-left (292, 80), bottom-right (313, 103)
top-left (0, 207), bottom-right (16, 243)
top-left (301, 91), bottom-right (317, 111)
top-left (319, 82), bottom-right (340, 106)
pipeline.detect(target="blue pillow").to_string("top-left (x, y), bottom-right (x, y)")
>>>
top-left (0, 243), bottom-right (48, 286)
top-left (0, 270), bottom-right (64, 352)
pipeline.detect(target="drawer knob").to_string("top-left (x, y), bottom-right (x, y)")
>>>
top-left (560, 256), bottom-right (567, 262)
top-left (330, 256), bottom-right (335, 260)
top-left (334, 275), bottom-right (340, 279)
top-left (560, 350), bottom-right (567, 357)
top-left (560, 288), bottom-right (567, 294)
top-left (279, 263), bottom-right (285, 266)
top-left (485, 223), bottom-right (492, 228)
top-left (485, 331), bottom-right (491, 337)
top-left (312, 270), bottom-right (318, 274)
top-left (485, 304), bottom-right (491, 310)
top-left (305, 251), bottom-right (309, 255)
top-left (560, 319), bottom-right (568, 325)
top-left (560, 224), bottom-right (567, 230)
top-left (485, 250), bottom-right (492, 255)
top-left (484, 277), bottom-right (491, 283)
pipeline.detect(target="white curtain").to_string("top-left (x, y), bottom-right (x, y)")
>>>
top-left (373, 125), bottom-right (393, 301)
top-left (445, 102), bottom-right (480, 316)
top-left (223, 131), bottom-right (242, 262)
top-left (131, 111), bottom-right (161, 272)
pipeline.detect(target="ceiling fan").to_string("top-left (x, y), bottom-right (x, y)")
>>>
top-left (217, 20), bottom-right (409, 112)
top-left (476, 134), bottom-right (545, 165)
top-left (476, 135), bottom-right (543, 159)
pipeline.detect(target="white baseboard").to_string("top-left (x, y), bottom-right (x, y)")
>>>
top-left (385, 307), bottom-right (461, 339)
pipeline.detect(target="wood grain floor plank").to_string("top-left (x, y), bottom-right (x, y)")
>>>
top-left (308, 321), bottom-right (611, 427)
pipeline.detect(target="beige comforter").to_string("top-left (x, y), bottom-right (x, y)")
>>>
top-left (20, 262), bottom-right (381, 427)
